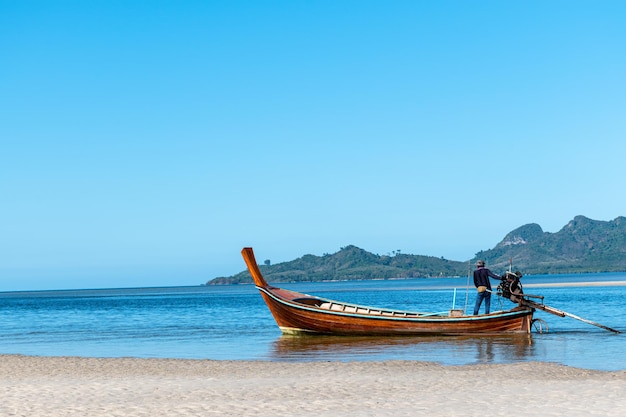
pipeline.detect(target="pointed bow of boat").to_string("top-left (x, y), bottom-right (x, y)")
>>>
top-left (241, 247), bottom-right (270, 288)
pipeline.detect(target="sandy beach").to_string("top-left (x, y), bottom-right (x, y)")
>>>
top-left (525, 280), bottom-right (626, 288)
top-left (1, 355), bottom-right (624, 417)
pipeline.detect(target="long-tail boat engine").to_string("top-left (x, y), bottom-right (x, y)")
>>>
top-left (495, 270), bottom-right (620, 333)
top-left (497, 271), bottom-right (524, 303)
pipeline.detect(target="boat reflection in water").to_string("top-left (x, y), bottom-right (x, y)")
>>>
top-left (270, 334), bottom-right (535, 365)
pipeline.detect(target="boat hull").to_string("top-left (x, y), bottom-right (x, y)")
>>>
top-left (242, 247), bottom-right (534, 336)
top-left (258, 287), bottom-right (533, 336)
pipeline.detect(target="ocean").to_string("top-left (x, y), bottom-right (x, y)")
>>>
top-left (1, 272), bottom-right (624, 371)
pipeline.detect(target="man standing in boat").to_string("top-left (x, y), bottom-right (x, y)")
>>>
top-left (473, 260), bottom-right (501, 315)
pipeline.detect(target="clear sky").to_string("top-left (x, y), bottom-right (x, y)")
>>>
top-left (2, 1), bottom-right (625, 291)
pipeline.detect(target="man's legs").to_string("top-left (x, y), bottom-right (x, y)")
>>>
top-left (473, 292), bottom-right (485, 315)
top-left (484, 292), bottom-right (491, 314)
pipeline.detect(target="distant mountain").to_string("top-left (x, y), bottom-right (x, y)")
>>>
top-left (206, 215), bottom-right (626, 284)
top-left (474, 215), bottom-right (626, 274)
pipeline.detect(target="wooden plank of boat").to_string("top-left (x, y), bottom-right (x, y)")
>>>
top-left (241, 247), bottom-right (534, 335)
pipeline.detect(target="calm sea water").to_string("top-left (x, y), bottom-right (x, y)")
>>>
top-left (1, 273), bottom-right (625, 370)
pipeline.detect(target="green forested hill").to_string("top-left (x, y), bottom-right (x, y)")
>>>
top-left (475, 215), bottom-right (626, 274)
top-left (207, 215), bottom-right (626, 284)
top-left (208, 245), bottom-right (468, 284)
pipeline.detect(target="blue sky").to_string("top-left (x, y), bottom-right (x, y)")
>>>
top-left (2, 1), bottom-right (625, 291)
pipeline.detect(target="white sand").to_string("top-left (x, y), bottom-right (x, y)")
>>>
top-left (524, 280), bottom-right (626, 288)
top-left (1, 355), bottom-right (625, 417)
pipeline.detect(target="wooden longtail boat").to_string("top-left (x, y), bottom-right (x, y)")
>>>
top-left (242, 247), bottom-right (535, 335)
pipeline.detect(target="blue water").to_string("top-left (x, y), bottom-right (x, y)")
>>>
top-left (1, 273), bottom-right (625, 370)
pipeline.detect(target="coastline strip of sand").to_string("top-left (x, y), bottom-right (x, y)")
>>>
top-left (524, 280), bottom-right (626, 288)
top-left (1, 355), bottom-right (624, 417)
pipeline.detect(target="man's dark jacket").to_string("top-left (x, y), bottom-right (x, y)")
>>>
top-left (473, 267), bottom-right (501, 290)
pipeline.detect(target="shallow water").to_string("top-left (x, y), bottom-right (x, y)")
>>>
top-left (0, 273), bottom-right (624, 370)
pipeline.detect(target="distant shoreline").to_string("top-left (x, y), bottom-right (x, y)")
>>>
top-left (524, 280), bottom-right (626, 288)
top-left (3, 276), bottom-right (626, 294)
top-left (207, 276), bottom-right (626, 288)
